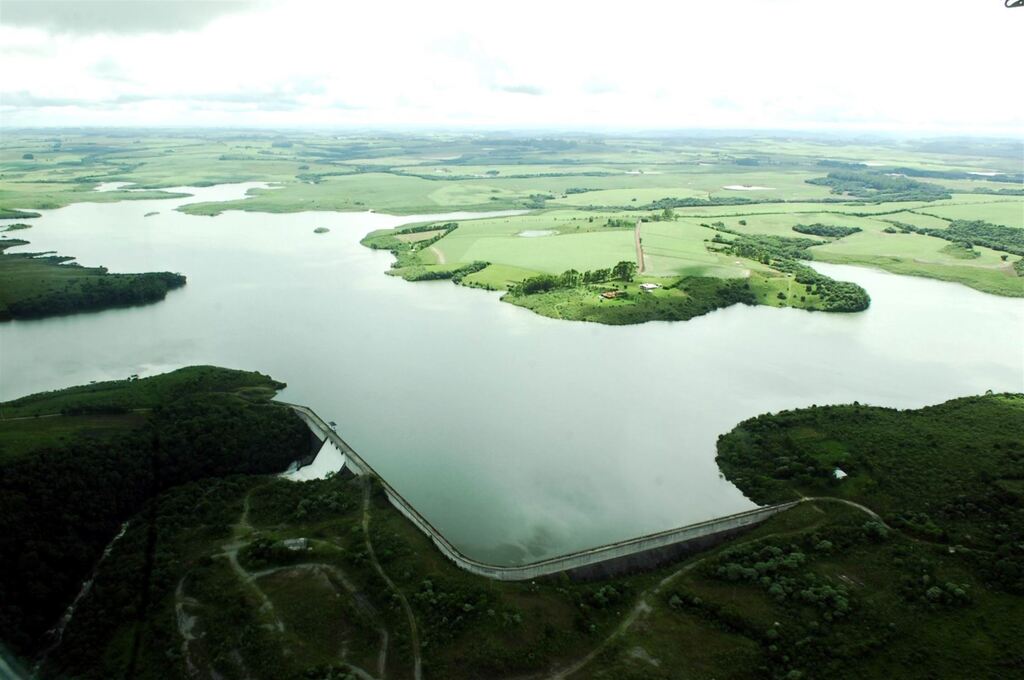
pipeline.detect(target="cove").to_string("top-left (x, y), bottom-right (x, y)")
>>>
top-left (1, 184), bottom-right (1021, 565)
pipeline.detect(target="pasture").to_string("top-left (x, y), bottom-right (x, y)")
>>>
top-left (451, 229), bottom-right (634, 275)
top-left (2, 130), bottom-right (1020, 314)
top-left (638, 220), bottom-right (751, 278)
top-left (922, 198), bottom-right (1024, 229)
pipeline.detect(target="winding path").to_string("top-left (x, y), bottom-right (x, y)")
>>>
top-left (543, 496), bottom-right (889, 679)
top-left (218, 490), bottom-right (285, 632)
top-left (174, 485), bottom-right (396, 680)
top-left (362, 479), bottom-right (423, 680)
top-left (800, 496), bottom-right (888, 526)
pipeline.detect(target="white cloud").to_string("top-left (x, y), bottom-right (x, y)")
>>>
top-left (0, 0), bottom-right (259, 34)
top-left (0, 0), bottom-right (1021, 133)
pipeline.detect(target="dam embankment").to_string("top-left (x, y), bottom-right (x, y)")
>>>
top-left (280, 401), bottom-right (798, 581)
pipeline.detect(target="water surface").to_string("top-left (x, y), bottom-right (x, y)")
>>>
top-left (1, 184), bottom-right (1021, 564)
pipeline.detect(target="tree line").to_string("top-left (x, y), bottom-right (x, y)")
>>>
top-left (714, 232), bottom-right (870, 312)
top-left (0, 241), bottom-right (187, 321)
top-left (906, 219), bottom-right (1024, 257)
top-left (508, 260), bottom-right (638, 296)
top-left (791, 223), bottom-right (862, 238)
top-left (4, 270), bottom-right (186, 320)
top-left (807, 170), bottom-right (951, 202)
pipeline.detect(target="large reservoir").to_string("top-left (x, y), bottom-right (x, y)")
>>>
top-left (2, 184), bottom-right (1021, 565)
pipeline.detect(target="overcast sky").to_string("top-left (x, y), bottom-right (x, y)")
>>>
top-left (0, 0), bottom-right (1021, 134)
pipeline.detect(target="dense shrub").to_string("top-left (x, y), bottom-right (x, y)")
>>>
top-left (792, 223), bottom-right (862, 238)
top-left (806, 171), bottom-right (951, 201)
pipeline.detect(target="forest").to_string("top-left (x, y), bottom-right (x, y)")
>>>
top-left (507, 260), bottom-right (638, 296)
top-left (18, 386), bottom-right (1024, 680)
top-left (806, 170), bottom-right (951, 201)
top-left (0, 240), bottom-right (186, 321)
top-left (715, 394), bottom-right (1024, 593)
top-left (504, 275), bottom-right (758, 326)
top-left (913, 219), bottom-right (1024, 257)
top-left (791, 223), bottom-right (862, 238)
top-left (0, 367), bottom-right (309, 656)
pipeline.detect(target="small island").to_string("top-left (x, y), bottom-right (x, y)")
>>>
top-left (314, 226), bottom-right (330, 234)
top-left (0, 208), bottom-right (41, 220)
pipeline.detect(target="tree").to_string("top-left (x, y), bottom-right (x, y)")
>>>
top-left (612, 260), bottom-right (637, 282)
top-left (558, 269), bottom-right (582, 288)
top-left (515, 274), bottom-right (558, 295)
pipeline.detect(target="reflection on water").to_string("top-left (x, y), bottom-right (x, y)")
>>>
top-left (1, 184), bottom-right (1022, 564)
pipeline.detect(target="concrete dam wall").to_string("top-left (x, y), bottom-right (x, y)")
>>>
top-left (281, 401), bottom-right (798, 581)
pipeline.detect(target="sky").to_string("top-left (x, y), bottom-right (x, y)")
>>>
top-left (0, 0), bottom-right (1021, 134)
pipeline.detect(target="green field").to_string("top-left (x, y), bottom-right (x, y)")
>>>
top-left (449, 228), bottom-right (634, 274)
top-left (812, 232), bottom-right (1023, 296)
top-left (639, 220), bottom-right (753, 277)
top-left (2, 131), bottom-right (1021, 322)
top-left (0, 182), bottom-right (188, 211)
top-left (922, 200), bottom-right (1023, 229)
top-left (363, 204), bottom-right (870, 322)
top-left (461, 262), bottom-right (539, 289)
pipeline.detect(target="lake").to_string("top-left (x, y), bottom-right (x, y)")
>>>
top-left (1, 183), bottom-right (1022, 565)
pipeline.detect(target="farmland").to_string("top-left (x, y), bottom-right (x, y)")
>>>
top-left (1, 131), bottom-right (1021, 324)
